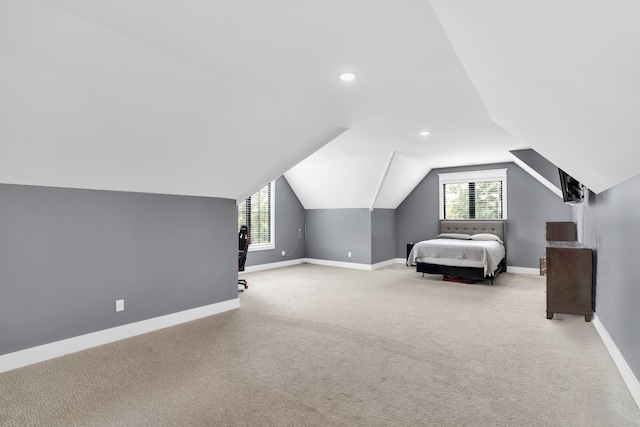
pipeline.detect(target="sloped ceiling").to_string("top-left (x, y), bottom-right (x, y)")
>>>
top-left (431, 0), bottom-right (640, 194)
top-left (2, 1), bottom-right (638, 207)
top-left (0, 0), bottom-right (343, 201)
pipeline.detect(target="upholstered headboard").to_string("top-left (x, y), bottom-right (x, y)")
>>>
top-left (439, 220), bottom-right (507, 245)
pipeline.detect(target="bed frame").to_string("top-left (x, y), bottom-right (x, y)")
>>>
top-left (415, 219), bottom-right (507, 284)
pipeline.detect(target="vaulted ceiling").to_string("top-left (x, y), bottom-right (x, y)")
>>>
top-left (2, 1), bottom-right (639, 208)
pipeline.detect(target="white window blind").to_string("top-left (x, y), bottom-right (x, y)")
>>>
top-left (238, 181), bottom-right (274, 250)
top-left (439, 169), bottom-right (507, 220)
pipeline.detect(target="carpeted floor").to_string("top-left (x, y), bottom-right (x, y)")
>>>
top-left (1, 264), bottom-right (639, 426)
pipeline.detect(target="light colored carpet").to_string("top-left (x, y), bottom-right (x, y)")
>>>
top-left (1, 264), bottom-right (639, 426)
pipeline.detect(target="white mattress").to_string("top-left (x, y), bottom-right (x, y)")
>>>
top-left (407, 238), bottom-right (506, 276)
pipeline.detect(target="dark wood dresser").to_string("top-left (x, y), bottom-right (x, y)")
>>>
top-left (545, 241), bottom-right (593, 322)
top-left (546, 221), bottom-right (577, 241)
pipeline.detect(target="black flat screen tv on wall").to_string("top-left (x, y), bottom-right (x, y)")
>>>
top-left (558, 169), bottom-right (584, 204)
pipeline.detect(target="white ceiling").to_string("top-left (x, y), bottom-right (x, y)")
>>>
top-left (431, 0), bottom-right (640, 194)
top-left (2, 1), bottom-right (639, 207)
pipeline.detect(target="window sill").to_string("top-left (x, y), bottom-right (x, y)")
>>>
top-left (248, 244), bottom-right (275, 252)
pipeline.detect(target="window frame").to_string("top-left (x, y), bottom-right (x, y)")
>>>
top-left (238, 181), bottom-right (275, 252)
top-left (438, 169), bottom-right (508, 220)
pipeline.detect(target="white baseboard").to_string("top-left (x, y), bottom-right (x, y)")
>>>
top-left (242, 258), bottom-right (540, 276)
top-left (305, 258), bottom-right (404, 271)
top-left (241, 258), bottom-right (305, 274)
top-left (592, 315), bottom-right (640, 410)
top-left (243, 257), bottom-right (408, 273)
top-left (0, 298), bottom-right (240, 374)
top-left (304, 258), bottom-right (373, 270)
top-left (371, 259), bottom-right (401, 270)
top-left (506, 266), bottom-right (540, 275)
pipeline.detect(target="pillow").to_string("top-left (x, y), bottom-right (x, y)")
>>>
top-left (470, 233), bottom-right (503, 243)
top-left (437, 233), bottom-right (472, 240)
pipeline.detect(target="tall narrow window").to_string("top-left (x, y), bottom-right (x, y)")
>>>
top-left (238, 181), bottom-right (274, 250)
top-left (439, 169), bottom-right (507, 220)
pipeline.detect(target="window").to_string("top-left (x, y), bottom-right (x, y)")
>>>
top-left (238, 181), bottom-right (274, 250)
top-left (439, 169), bottom-right (507, 219)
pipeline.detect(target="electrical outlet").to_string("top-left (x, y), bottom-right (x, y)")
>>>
top-left (115, 299), bottom-right (124, 312)
top-left (348, 251), bottom-right (352, 258)
top-left (281, 250), bottom-right (286, 256)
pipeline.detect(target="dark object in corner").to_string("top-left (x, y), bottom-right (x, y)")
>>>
top-left (443, 275), bottom-right (479, 284)
top-left (558, 169), bottom-right (584, 204)
top-left (238, 225), bottom-right (248, 292)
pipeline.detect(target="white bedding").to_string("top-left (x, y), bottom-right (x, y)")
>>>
top-left (407, 238), bottom-right (506, 276)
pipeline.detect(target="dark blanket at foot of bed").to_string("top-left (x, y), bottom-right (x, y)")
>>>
top-left (442, 275), bottom-right (479, 284)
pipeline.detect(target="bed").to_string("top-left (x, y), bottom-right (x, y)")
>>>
top-left (407, 220), bottom-right (507, 284)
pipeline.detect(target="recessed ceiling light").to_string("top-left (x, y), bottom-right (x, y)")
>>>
top-left (419, 130), bottom-right (431, 137)
top-left (339, 72), bottom-right (358, 82)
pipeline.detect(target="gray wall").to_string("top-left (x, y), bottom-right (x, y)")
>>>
top-left (582, 176), bottom-right (640, 381)
top-left (245, 176), bottom-right (306, 266)
top-left (0, 184), bottom-right (237, 356)
top-left (396, 162), bottom-right (573, 268)
top-left (273, 204), bottom-right (397, 266)
top-left (510, 148), bottom-right (562, 189)
top-left (306, 208), bottom-right (372, 264)
top-left (371, 209), bottom-right (397, 264)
